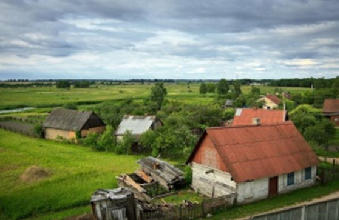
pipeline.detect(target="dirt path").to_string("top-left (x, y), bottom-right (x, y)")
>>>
top-left (237, 188), bottom-right (339, 220)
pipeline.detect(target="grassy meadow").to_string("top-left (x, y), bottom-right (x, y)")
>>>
top-left (0, 129), bottom-right (141, 220)
top-left (0, 83), bottom-right (311, 111)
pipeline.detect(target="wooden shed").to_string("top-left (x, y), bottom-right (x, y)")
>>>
top-left (42, 108), bottom-right (106, 140)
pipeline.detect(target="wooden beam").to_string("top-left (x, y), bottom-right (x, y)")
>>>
top-left (135, 169), bottom-right (153, 183)
top-left (117, 174), bottom-right (146, 193)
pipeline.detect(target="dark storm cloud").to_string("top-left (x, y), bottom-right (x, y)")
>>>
top-left (0, 0), bottom-right (338, 79)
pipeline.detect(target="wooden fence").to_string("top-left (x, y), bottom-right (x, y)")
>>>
top-left (0, 123), bottom-right (36, 138)
top-left (140, 194), bottom-right (234, 220)
top-left (318, 164), bottom-right (339, 184)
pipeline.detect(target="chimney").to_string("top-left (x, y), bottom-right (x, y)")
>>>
top-left (252, 118), bottom-right (260, 126)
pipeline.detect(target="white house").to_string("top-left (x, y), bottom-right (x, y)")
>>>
top-left (186, 121), bottom-right (319, 204)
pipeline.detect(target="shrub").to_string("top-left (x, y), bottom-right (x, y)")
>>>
top-left (33, 124), bottom-right (44, 138)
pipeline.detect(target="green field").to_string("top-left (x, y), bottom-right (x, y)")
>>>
top-left (0, 84), bottom-right (311, 111)
top-left (0, 129), bottom-right (141, 220)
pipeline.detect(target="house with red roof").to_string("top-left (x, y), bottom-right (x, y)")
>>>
top-left (232, 108), bottom-right (287, 126)
top-left (186, 121), bottom-right (319, 204)
top-left (323, 99), bottom-right (339, 127)
top-left (257, 95), bottom-right (281, 109)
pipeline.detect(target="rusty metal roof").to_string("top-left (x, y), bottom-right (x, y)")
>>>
top-left (232, 108), bottom-right (287, 126)
top-left (265, 95), bottom-right (281, 105)
top-left (43, 108), bottom-right (103, 131)
top-left (323, 99), bottom-right (339, 113)
top-left (186, 121), bottom-right (318, 183)
top-left (115, 115), bottom-right (157, 136)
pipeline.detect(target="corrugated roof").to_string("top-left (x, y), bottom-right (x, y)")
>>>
top-left (187, 122), bottom-right (318, 183)
top-left (265, 95), bottom-right (281, 105)
top-left (225, 99), bottom-right (233, 106)
top-left (43, 108), bottom-right (94, 131)
top-left (232, 108), bottom-right (286, 126)
top-left (115, 115), bottom-right (157, 136)
top-left (323, 99), bottom-right (339, 113)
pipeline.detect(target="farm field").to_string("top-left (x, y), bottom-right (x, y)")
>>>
top-left (0, 129), bottom-right (142, 220)
top-left (0, 83), bottom-right (311, 111)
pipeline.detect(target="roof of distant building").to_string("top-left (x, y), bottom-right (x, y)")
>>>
top-left (323, 99), bottom-right (339, 113)
top-left (232, 108), bottom-right (287, 126)
top-left (43, 108), bottom-right (104, 131)
top-left (115, 115), bottom-right (158, 136)
top-left (265, 95), bottom-right (281, 105)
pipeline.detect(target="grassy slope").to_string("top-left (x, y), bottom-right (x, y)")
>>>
top-left (0, 129), bottom-right (141, 220)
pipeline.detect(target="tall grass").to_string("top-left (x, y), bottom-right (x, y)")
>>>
top-left (0, 129), bottom-right (140, 219)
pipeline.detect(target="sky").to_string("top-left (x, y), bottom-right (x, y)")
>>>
top-left (0, 0), bottom-right (339, 80)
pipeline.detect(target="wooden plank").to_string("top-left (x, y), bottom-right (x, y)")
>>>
top-left (117, 174), bottom-right (146, 193)
top-left (136, 169), bottom-right (153, 183)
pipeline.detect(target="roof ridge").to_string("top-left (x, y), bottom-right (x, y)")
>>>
top-left (207, 121), bottom-right (292, 130)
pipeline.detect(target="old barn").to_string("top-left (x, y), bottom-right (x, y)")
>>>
top-left (43, 108), bottom-right (106, 140)
top-left (186, 121), bottom-right (318, 204)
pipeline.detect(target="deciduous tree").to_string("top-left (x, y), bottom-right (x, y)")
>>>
top-left (150, 82), bottom-right (167, 110)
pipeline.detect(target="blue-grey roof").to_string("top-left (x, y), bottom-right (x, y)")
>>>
top-left (115, 115), bottom-right (157, 136)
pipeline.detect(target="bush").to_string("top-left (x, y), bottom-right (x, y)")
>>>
top-left (184, 166), bottom-right (192, 185)
top-left (33, 124), bottom-right (44, 138)
top-left (115, 131), bottom-right (134, 155)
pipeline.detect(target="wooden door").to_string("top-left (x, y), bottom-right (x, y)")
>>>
top-left (268, 176), bottom-right (278, 197)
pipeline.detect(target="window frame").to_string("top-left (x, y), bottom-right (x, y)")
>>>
top-left (305, 167), bottom-right (312, 180)
top-left (287, 172), bottom-right (294, 186)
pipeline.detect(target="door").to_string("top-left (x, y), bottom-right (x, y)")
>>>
top-left (268, 176), bottom-right (278, 197)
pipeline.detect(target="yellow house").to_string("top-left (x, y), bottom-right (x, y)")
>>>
top-left (257, 95), bottom-right (281, 109)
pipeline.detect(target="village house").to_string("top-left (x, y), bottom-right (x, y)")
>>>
top-left (323, 99), bottom-right (339, 127)
top-left (115, 115), bottom-right (162, 152)
top-left (222, 99), bottom-right (234, 109)
top-left (232, 108), bottom-right (287, 126)
top-left (257, 94), bottom-right (281, 109)
top-left (186, 121), bottom-right (318, 204)
top-left (42, 108), bottom-right (106, 140)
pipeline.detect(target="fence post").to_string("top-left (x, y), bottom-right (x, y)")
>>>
top-left (179, 204), bottom-right (182, 220)
top-left (301, 205), bottom-right (305, 220)
top-left (201, 200), bottom-right (205, 218)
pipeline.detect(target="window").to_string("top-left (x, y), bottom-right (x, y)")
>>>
top-left (305, 167), bottom-right (312, 180)
top-left (287, 172), bottom-right (294, 186)
top-left (335, 118), bottom-right (339, 122)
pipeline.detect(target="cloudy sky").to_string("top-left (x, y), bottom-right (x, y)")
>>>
top-left (0, 0), bottom-right (338, 80)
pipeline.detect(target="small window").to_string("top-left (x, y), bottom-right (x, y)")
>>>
top-left (305, 167), bottom-right (312, 180)
top-left (287, 172), bottom-right (294, 186)
top-left (335, 118), bottom-right (339, 122)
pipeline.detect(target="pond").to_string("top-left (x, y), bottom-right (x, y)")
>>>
top-left (0, 107), bottom-right (35, 114)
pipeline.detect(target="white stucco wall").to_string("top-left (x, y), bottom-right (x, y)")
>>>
top-left (237, 178), bottom-right (269, 203)
top-left (237, 166), bottom-right (317, 203)
top-left (191, 162), bottom-right (236, 198)
top-left (279, 166), bottom-right (317, 193)
top-left (192, 162), bottom-right (317, 204)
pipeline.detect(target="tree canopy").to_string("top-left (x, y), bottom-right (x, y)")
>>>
top-left (217, 78), bottom-right (229, 95)
top-left (150, 82), bottom-right (167, 110)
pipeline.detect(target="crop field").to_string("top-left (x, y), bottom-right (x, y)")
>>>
top-left (0, 83), bottom-right (311, 111)
top-left (0, 129), bottom-right (142, 220)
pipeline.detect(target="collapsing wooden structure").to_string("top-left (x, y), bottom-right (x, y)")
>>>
top-left (90, 188), bottom-right (136, 220)
top-left (117, 157), bottom-right (185, 201)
